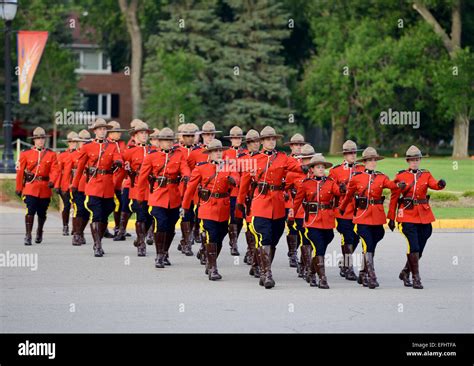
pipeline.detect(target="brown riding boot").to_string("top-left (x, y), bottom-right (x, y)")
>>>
top-left (163, 232), bottom-right (175, 265)
top-left (315, 255), bottom-right (329, 289)
top-left (228, 223), bottom-right (240, 256)
top-left (197, 232), bottom-right (207, 265)
top-left (260, 246), bottom-right (275, 289)
top-left (135, 222), bottom-right (147, 257)
top-left (79, 217), bottom-right (88, 245)
top-left (113, 210), bottom-right (121, 237)
top-left (344, 244), bottom-right (357, 281)
top-left (308, 253), bottom-right (318, 287)
top-left (113, 212), bottom-right (130, 241)
top-left (71, 217), bottom-right (82, 246)
top-left (180, 221), bottom-right (194, 256)
top-left (358, 255), bottom-right (368, 287)
top-left (300, 245), bottom-right (312, 281)
top-left (35, 216), bottom-right (46, 243)
top-left (62, 209), bottom-right (70, 236)
top-left (244, 230), bottom-right (254, 266)
top-left (193, 221), bottom-right (201, 243)
top-left (365, 252), bottom-right (378, 289)
top-left (407, 252), bottom-right (423, 289)
top-left (146, 223), bottom-right (154, 245)
top-left (207, 242), bottom-right (222, 281)
top-left (286, 234), bottom-right (298, 268)
top-left (154, 231), bottom-right (166, 268)
top-left (90, 222), bottom-right (103, 257)
top-left (24, 215), bottom-right (34, 246)
top-left (399, 257), bottom-right (413, 287)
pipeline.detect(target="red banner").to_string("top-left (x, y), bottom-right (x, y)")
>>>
top-left (17, 31), bottom-right (49, 104)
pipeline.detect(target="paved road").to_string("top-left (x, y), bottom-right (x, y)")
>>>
top-left (0, 205), bottom-right (472, 333)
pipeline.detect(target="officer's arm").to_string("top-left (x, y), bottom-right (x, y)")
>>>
top-left (339, 179), bottom-right (357, 211)
top-left (136, 154), bottom-right (152, 201)
top-left (187, 151), bottom-right (196, 171)
top-left (15, 152), bottom-right (26, 193)
top-left (285, 154), bottom-right (304, 173)
top-left (112, 144), bottom-right (123, 167)
top-left (179, 153), bottom-right (191, 181)
top-left (387, 174), bottom-right (401, 221)
top-left (427, 172), bottom-right (445, 190)
top-left (383, 174), bottom-right (400, 191)
top-left (49, 152), bottom-right (60, 187)
top-left (61, 158), bottom-right (73, 190)
top-left (182, 167), bottom-right (202, 210)
top-left (292, 182), bottom-right (306, 216)
top-left (237, 171), bottom-right (251, 206)
top-left (71, 149), bottom-right (87, 188)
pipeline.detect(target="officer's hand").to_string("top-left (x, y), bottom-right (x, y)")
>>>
top-left (227, 176), bottom-right (236, 186)
top-left (438, 179), bottom-right (446, 188)
top-left (339, 182), bottom-right (347, 194)
top-left (113, 160), bottom-right (122, 169)
top-left (301, 165), bottom-right (309, 174)
top-left (288, 208), bottom-right (294, 218)
top-left (47, 181), bottom-right (54, 189)
top-left (397, 181), bottom-right (406, 190)
top-left (339, 208), bottom-right (345, 216)
top-left (388, 219), bottom-right (395, 232)
top-left (15, 190), bottom-right (22, 198)
top-left (70, 186), bottom-right (78, 193)
top-left (179, 208), bottom-right (185, 217)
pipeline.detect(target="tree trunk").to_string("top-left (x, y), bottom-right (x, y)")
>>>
top-left (452, 113), bottom-right (469, 159)
top-left (118, 0), bottom-right (142, 119)
top-left (329, 115), bottom-right (346, 155)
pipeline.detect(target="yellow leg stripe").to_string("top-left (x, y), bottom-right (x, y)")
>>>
top-left (113, 194), bottom-right (120, 213)
top-left (128, 199), bottom-right (133, 212)
top-left (199, 219), bottom-right (209, 243)
top-left (303, 228), bottom-right (317, 257)
top-left (22, 195), bottom-right (27, 216)
top-left (84, 195), bottom-right (94, 220)
top-left (249, 217), bottom-right (263, 248)
top-left (397, 222), bottom-right (411, 255)
top-left (297, 229), bottom-right (304, 248)
top-left (69, 191), bottom-right (77, 218)
top-left (354, 224), bottom-right (367, 253)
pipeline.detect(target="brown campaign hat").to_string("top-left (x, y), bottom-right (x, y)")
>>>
top-left (107, 120), bottom-right (127, 132)
top-left (245, 129), bottom-right (260, 142)
top-left (338, 139), bottom-right (363, 154)
top-left (88, 118), bottom-right (112, 131)
top-left (157, 127), bottom-right (176, 140)
top-left (76, 129), bottom-right (92, 142)
top-left (294, 144), bottom-right (317, 159)
top-left (306, 154), bottom-right (333, 169)
top-left (128, 121), bottom-right (154, 135)
top-left (180, 123), bottom-right (200, 136)
top-left (284, 133), bottom-right (306, 146)
top-left (260, 126), bottom-right (283, 139)
top-left (224, 126), bottom-right (244, 138)
top-left (149, 128), bottom-right (160, 139)
top-left (356, 147), bottom-right (384, 162)
top-left (130, 119), bottom-right (143, 129)
top-left (27, 127), bottom-right (51, 139)
top-left (61, 131), bottom-right (79, 142)
top-left (203, 139), bottom-right (229, 153)
top-left (201, 121), bottom-right (221, 134)
top-left (405, 145), bottom-right (428, 159)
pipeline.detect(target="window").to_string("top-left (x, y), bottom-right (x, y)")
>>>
top-left (82, 93), bottom-right (120, 119)
top-left (73, 48), bottom-right (111, 74)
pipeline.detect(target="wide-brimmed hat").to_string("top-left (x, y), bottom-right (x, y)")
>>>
top-left (107, 121), bottom-right (127, 132)
top-left (180, 123), bottom-right (200, 136)
top-left (356, 147), bottom-right (384, 162)
top-left (201, 121), bottom-right (221, 134)
top-left (129, 121), bottom-right (154, 135)
top-left (61, 131), bottom-right (79, 142)
top-left (27, 127), bottom-right (51, 139)
top-left (338, 139), bottom-right (363, 154)
top-left (203, 139), bottom-right (229, 153)
top-left (307, 154), bottom-right (333, 168)
top-left (295, 144), bottom-right (317, 159)
top-left (245, 129), bottom-right (260, 142)
top-left (130, 119), bottom-right (143, 129)
top-left (260, 126), bottom-right (283, 139)
top-left (157, 127), bottom-right (176, 140)
top-left (88, 118), bottom-right (112, 131)
top-left (149, 128), bottom-right (160, 139)
top-left (224, 126), bottom-right (244, 138)
top-left (76, 129), bottom-right (92, 142)
top-left (284, 133), bottom-right (306, 146)
top-left (405, 145), bottom-right (428, 159)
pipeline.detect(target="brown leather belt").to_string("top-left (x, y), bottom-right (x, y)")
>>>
top-left (33, 176), bottom-right (49, 182)
top-left (87, 168), bottom-right (113, 175)
top-left (210, 192), bottom-right (229, 198)
top-left (257, 182), bottom-right (284, 191)
top-left (152, 177), bottom-right (180, 184)
top-left (400, 198), bottom-right (429, 205)
top-left (306, 202), bottom-right (333, 213)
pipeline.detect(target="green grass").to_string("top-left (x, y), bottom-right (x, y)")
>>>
top-left (461, 190), bottom-right (474, 198)
top-left (431, 207), bottom-right (474, 219)
top-left (0, 179), bottom-right (60, 210)
top-left (326, 156), bottom-right (474, 193)
top-left (429, 191), bottom-right (459, 201)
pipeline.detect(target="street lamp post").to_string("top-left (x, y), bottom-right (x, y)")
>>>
top-left (0, 0), bottom-right (18, 173)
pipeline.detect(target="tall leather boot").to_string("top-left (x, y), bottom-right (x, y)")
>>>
top-left (113, 211), bottom-right (121, 237)
top-left (407, 252), bottom-right (423, 289)
top-left (315, 255), bottom-right (329, 289)
top-left (244, 230), bottom-right (253, 266)
top-left (24, 215), bottom-right (34, 246)
top-left (180, 221), bottom-right (194, 256)
top-left (358, 255), bottom-right (369, 287)
top-left (399, 257), bottom-right (413, 287)
top-left (228, 223), bottom-right (240, 256)
top-left (308, 253), bottom-right (318, 287)
top-left (339, 245), bottom-right (347, 277)
top-left (62, 209), bottom-right (70, 236)
top-left (287, 234), bottom-right (298, 268)
top-left (301, 245), bottom-right (312, 281)
top-left (154, 231), bottom-right (166, 268)
top-left (260, 246), bottom-right (275, 289)
top-left (207, 242), bottom-right (222, 280)
top-left (135, 222), bottom-right (147, 257)
top-left (257, 247), bottom-right (266, 285)
top-left (163, 232), bottom-right (175, 265)
top-left (193, 220), bottom-right (201, 243)
top-left (35, 216), bottom-right (46, 243)
top-left (270, 245), bottom-right (276, 263)
top-left (146, 223), bottom-right (154, 245)
top-left (79, 217), bottom-right (88, 245)
top-left (344, 244), bottom-right (357, 281)
top-left (365, 252), bottom-right (378, 289)
top-left (197, 232), bottom-right (207, 265)
top-left (90, 222), bottom-right (103, 257)
top-left (71, 217), bottom-right (82, 246)
top-left (97, 222), bottom-right (107, 254)
top-left (113, 212), bottom-right (130, 241)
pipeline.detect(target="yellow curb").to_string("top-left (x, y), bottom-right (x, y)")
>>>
top-left (110, 217), bottom-right (474, 231)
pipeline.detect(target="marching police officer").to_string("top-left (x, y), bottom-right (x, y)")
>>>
top-left (16, 127), bottom-right (59, 245)
top-left (223, 125), bottom-right (247, 256)
top-left (137, 127), bottom-right (190, 268)
top-left (328, 140), bottom-right (365, 281)
top-left (283, 133), bottom-right (307, 268)
top-left (72, 118), bottom-right (122, 257)
top-left (182, 139), bottom-right (239, 280)
top-left (339, 147), bottom-right (405, 289)
top-left (55, 131), bottom-right (79, 236)
top-left (387, 145), bottom-right (446, 289)
top-left (237, 126), bottom-right (308, 289)
top-left (122, 121), bottom-right (155, 256)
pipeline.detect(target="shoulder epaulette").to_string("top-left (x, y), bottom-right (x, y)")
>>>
top-left (237, 152), bottom-right (247, 158)
top-left (398, 169), bottom-right (406, 174)
top-left (192, 145), bottom-right (201, 151)
top-left (332, 164), bottom-right (341, 169)
top-left (303, 177), bottom-right (314, 182)
top-left (83, 141), bottom-right (92, 145)
top-left (353, 171), bottom-right (363, 176)
top-left (196, 161), bottom-right (208, 166)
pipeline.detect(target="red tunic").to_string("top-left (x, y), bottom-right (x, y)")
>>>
top-left (285, 169), bottom-right (311, 219)
top-left (122, 144), bottom-right (154, 200)
top-left (55, 148), bottom-right (76, 192)
top-left (223, 146), bottom-right (249, 197)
